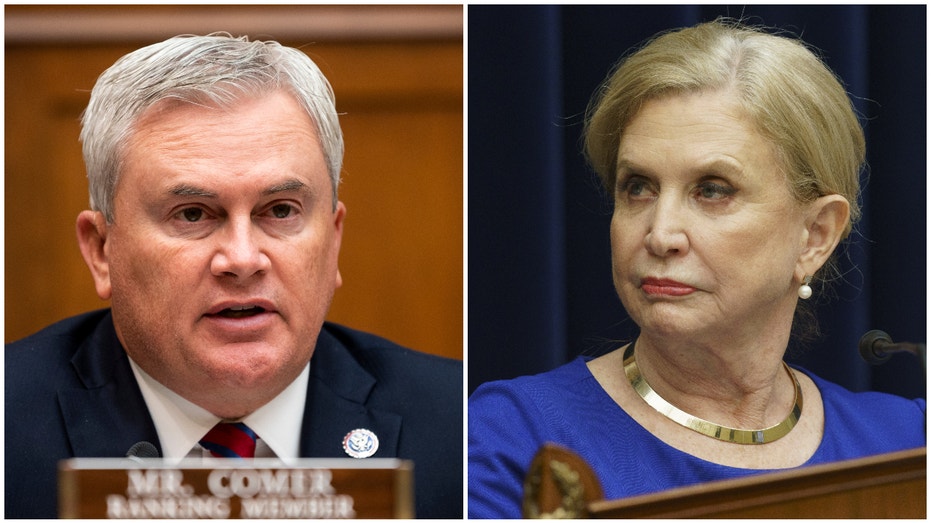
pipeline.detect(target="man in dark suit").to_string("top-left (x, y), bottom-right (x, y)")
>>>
top-left (5, 33), bottom-right (462, 519)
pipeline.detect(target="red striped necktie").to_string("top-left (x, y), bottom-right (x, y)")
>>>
top-left (199, 422), bottom-right (258, 458)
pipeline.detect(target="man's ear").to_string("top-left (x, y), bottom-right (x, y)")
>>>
top-left (76, 210), bottom-right (113, 300)
top-left (332, 201), bottom-right (346, 289)
top-left (795, 194), bottom-right (850, 281)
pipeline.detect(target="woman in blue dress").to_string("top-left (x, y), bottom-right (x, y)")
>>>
top-left (468, 18), bottom-right (925, 519)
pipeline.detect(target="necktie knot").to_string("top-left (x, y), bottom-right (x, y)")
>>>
top-left (200, 422), bottom-right (257, 458)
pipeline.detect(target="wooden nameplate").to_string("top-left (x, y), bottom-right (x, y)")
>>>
top-left (59, 458), bottom-right (414, 519)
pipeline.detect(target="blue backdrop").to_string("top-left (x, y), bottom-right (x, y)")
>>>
top-left (468, 5), bottom-right (926, 399)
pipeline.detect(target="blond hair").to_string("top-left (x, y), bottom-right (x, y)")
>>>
top-left (584, 18), bottom-right (864, 238)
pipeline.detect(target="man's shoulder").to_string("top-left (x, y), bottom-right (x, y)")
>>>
top-left (320, 321), bottom-right (462, 372)
top-left (317, 322), bottom-right (462, 398)
top-left (316, 324), bottom-right (462, 518)
top-left (6, 309), bottom-right (112, 362)
top-left (5, 309), bottom-right (118, 396)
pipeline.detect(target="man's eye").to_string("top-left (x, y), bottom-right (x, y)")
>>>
top-left (270, 204), bottom-right (294, 219)
top-left (180, 208), bottom-right (204, 222)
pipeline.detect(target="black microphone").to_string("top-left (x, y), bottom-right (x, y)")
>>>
top-left (126, 441), bottom-right (160, 461)
top-left (858, 330), bottom-right (926, 367)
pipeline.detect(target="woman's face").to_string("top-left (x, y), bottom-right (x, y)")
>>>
top-left (610, 90), bottom-right (810, 344)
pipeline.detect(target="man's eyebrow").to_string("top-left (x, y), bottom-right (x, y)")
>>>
top-left (264, 179), bottom-right (310, 196)
top-left (166, 180), bottom-right (311, 198)
top-left (169, 184), bottom-right (217, 198)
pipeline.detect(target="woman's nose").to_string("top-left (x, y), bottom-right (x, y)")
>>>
top-left (644, 197), bottom-right (689, 257)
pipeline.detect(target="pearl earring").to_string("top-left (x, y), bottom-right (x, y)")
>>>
top-left (798, 275), bottom-right (813, 300)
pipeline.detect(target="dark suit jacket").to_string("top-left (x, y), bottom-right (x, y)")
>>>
top-left (5, 309), bottom-right (462, 518)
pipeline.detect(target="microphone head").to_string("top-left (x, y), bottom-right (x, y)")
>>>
top-left (126, 441), bottom-right (160, 459)
top-left (858, 329), bottom-right (892, 365)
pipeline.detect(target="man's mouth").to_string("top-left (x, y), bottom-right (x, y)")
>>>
top-left (214, 305), bottom-right (266, 319)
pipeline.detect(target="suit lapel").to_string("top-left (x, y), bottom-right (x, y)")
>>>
top-left (58, 315), bottom-right (398, 460)
top-left (59, 313), bottom-right (161, 457)
top-left (299, 327), bottom-right (402, 458)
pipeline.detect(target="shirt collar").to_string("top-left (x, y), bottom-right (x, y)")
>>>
top-left (128, 357), bottom-right (308, 463)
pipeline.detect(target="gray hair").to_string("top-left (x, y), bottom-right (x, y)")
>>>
top-left (80, 32), bottom-right (343, 221)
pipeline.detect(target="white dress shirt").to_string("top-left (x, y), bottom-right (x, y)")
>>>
top-left (128, 357), bottom-right (309, 463)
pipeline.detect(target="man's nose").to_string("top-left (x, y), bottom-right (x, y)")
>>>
top-left (210, 217), bottom-right (272, 279)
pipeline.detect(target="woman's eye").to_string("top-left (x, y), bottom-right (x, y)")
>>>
top-left (618, 176), bottom-right (653, 198)
top-left (696, 182), bottom-right (735, 200)
top-left (627, 181), bottom-right (646, 196)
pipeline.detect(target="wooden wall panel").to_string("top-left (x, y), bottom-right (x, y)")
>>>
top-left (4, 5), bottom-right (463, 360)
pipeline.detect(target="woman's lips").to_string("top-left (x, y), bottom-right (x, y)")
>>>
top-left (641, 277), bottom-right (695, 296)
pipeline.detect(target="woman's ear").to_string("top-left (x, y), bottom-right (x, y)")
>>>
top-left (76, 210), bottom-right (113, 300)
top-left (795, 194), bottom-right (850, 280)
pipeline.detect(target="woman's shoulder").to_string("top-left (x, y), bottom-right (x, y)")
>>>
top-left (801, 368), bottom-right (925, 457)
top-left (468, 356), bottom-right (614, 442)
top-left (468, 357), bottom-right (605, 519)
top-left (469, 357), bottom-right (596, 409)
top-left (806, 368), bottom-right (925, 416)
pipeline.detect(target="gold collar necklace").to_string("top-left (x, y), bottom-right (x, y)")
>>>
top-left (622, 343), bottom-right (802, 445)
